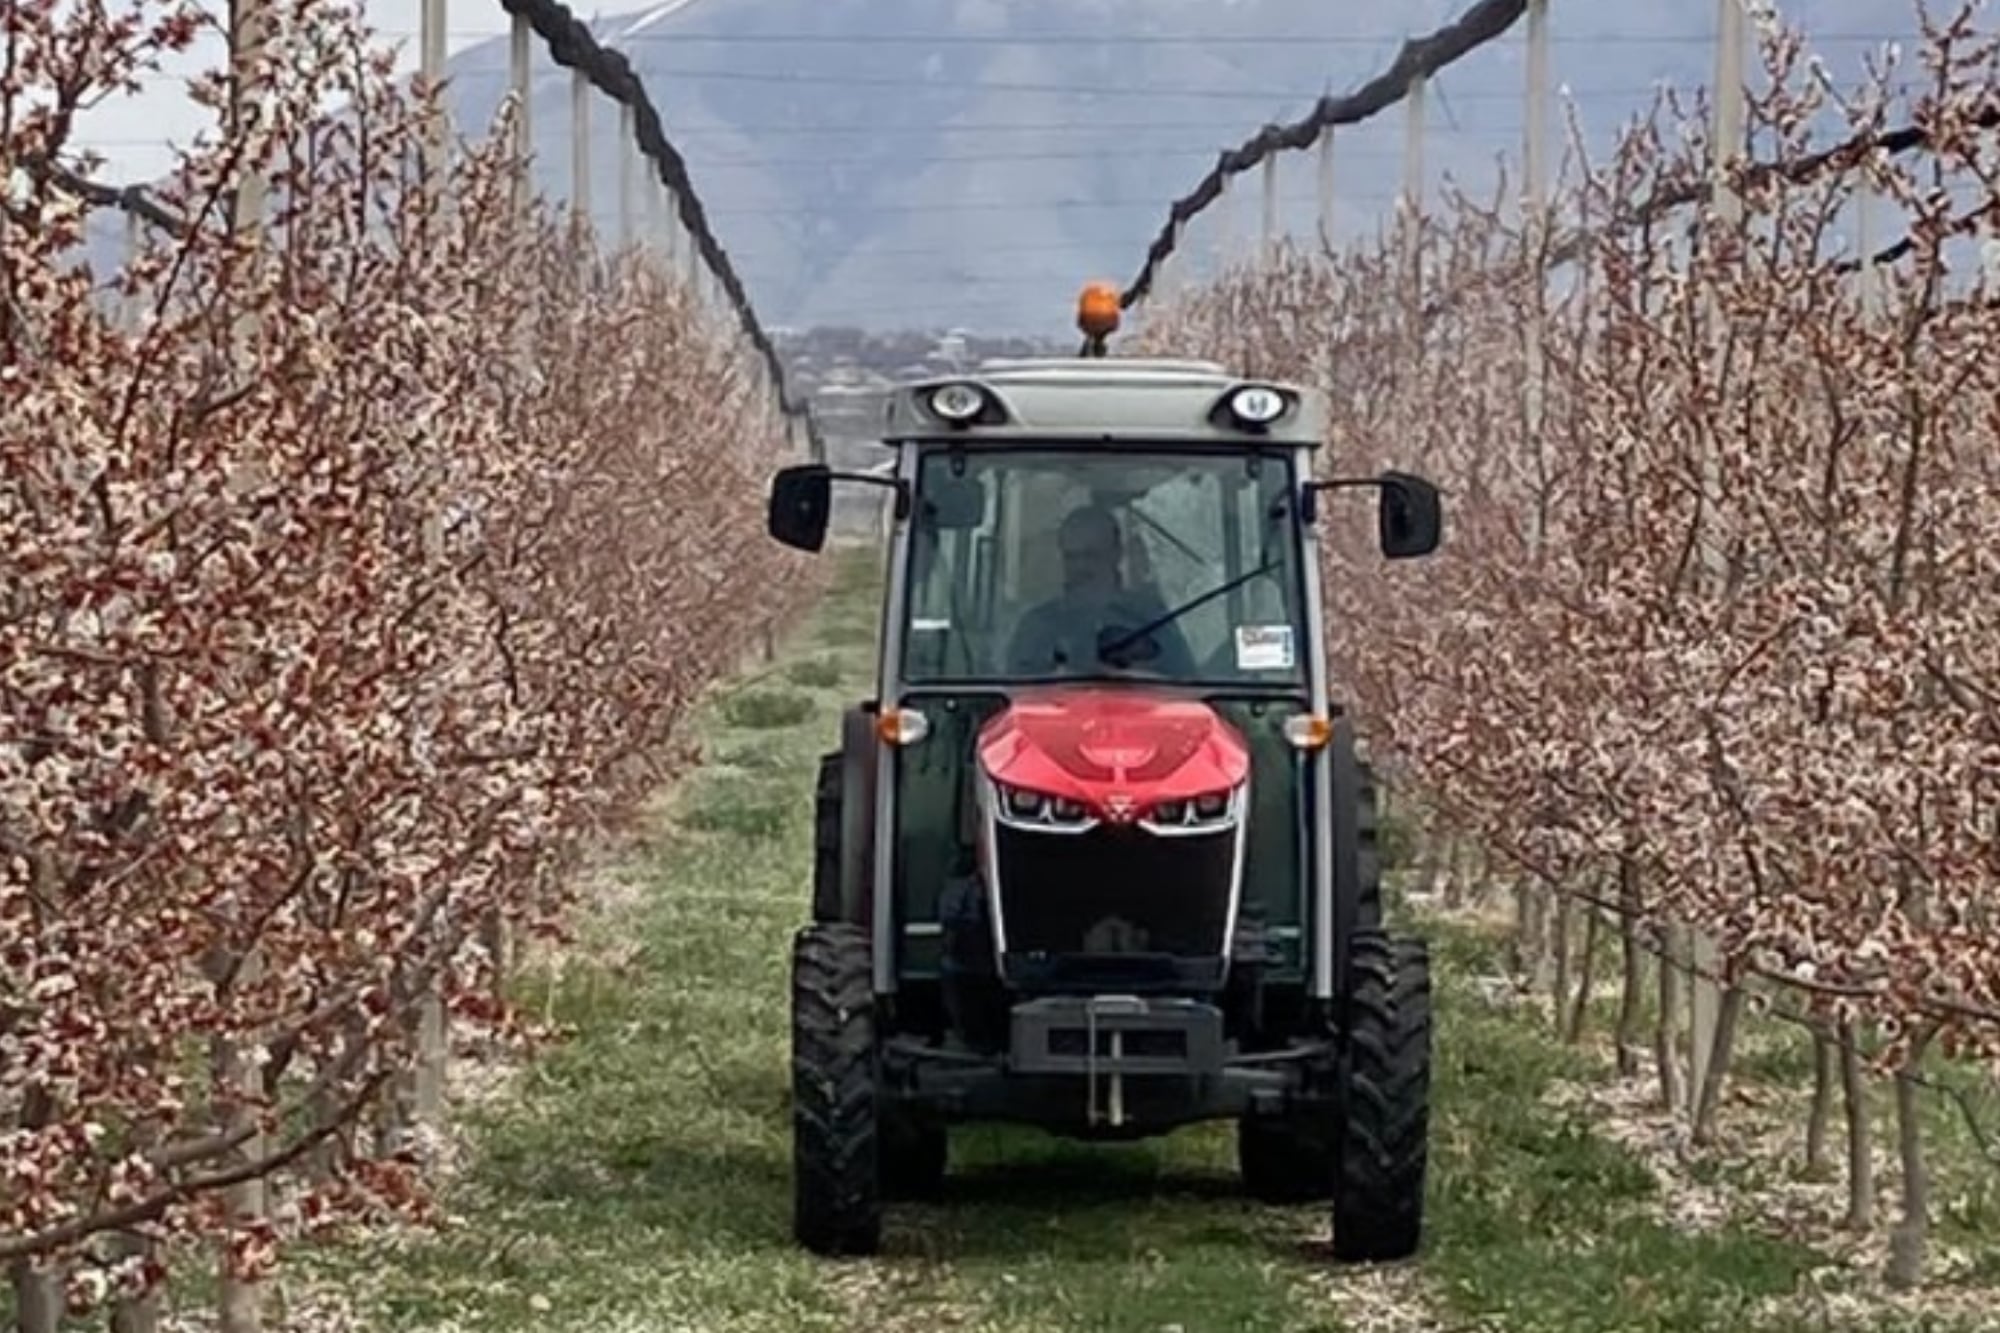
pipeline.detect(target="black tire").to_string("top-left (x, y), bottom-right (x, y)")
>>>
top-left (792, 923), bottom-right (881, 1255)
top-left (1238, 1114), bottom-right (1336, 1203)
top-left (1332, 930), bottom-right (1430, 1263)
top-left (880, 1109), bottom-right (948, 1201)
top-left (811, 753), bottom-right (843, 923)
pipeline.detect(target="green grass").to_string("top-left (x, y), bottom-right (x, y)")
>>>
top-left (288, 542), bottom-right (1977, 1333)
top-left (720, 687), bottom-right (816, 730)
top-left (787, 655), bottom-right (846, 689)
top-left (1417, 918), bottom-right (1824, 1333)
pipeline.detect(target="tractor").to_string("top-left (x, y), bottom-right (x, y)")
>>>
top-left (765, 288), bottom-right (1443, 1262)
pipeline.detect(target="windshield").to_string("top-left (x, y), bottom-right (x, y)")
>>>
top-left (900, 448), bottom-right (1307, 687)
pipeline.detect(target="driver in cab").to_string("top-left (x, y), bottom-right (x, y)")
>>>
top-left (1005, 505), bottom-right (1195, 677)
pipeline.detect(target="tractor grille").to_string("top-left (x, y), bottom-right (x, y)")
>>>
top-left (992, 821), bottom-right (1236, 965)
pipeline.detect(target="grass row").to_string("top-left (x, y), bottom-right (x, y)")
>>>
top-left (281, 546), bottom-right (1991, 1333)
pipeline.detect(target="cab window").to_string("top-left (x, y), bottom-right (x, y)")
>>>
top-left (901, 448), bottom-right (1306, 686)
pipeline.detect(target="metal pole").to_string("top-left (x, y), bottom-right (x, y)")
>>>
top-left (571, 67), bottom-right (591, 241)
top-left (1316, 130), bottom-right (1335, 253)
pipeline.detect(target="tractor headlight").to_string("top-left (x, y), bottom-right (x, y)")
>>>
top-left (1005, 785), bottom-right (1044, 818)
top-left (929, 382), bottom-right (987, 423)
top-left (1141, 785), bottom-right (1243, 835)
top-left (993, 782), bottom-right (1097, 833)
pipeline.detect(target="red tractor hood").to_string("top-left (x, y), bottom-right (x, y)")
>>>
top-left (977, 688), bottom-right (1250, 824)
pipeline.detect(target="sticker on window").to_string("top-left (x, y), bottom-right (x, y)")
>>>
top-left (911, 617), bottom-right (951, 632)
top-left (1235, 624), bottom-right (1295, 671)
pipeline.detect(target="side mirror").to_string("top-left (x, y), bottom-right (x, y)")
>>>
top-left (1377, 470), bottom-right (1442, 559)
top-left (768, 464), bottom-right (832, 552)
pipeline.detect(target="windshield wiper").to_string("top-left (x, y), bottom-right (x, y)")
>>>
top-left (1097, 556), bottom-right (1282, 666)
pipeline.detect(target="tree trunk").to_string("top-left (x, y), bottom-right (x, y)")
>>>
top-left (1614, 865), bottom-right (1643, 1076)
top-left (110, 1252), bottom-right (163, 1333)
top-left (11, 1262), bottom-right (61, 1333)
top-left (1691, 984), bottom-right (1745, 1146)
top-left (1565, 905), bottom-right (1601, 1045)
top-left (1886, 1026), bottom-right (1936, 1289)
top-left (1529, 883), bottom-right (1556, 994)
top-left (1654, 922), bottom-right (1685, 1112)
top-left (111, 1119), bottom-right (165, 1332)
top-left (212, 950), bottom-right (267, 1333)
top-left (215, 1032), bottom-right (266, 1333)
top-left (481, 907), bottom-right (512, 1012)
top-left (415, 981), bottom-right (449, 1162)
top-left (1840, 1021), bottom-right (1875, 1231)
top-left (1805, 1028), bottom-right (1835, 1177)
top-left (1549, 889), bottom-right (1572, 1036)
top-left (1508, 879), bottom-right (1533, 977)
top-left (1443, 834), bottom-right (1468, 909)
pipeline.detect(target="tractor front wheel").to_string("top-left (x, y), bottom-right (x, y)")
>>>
top-left (1331, 930), bottom-right (1431, 1263)
top-left (792, 922), bottom-right (881, 1255)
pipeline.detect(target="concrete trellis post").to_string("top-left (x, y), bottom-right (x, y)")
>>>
top-left (420, 0), bottom-right (447, 207)
top-left (510, 13), bottom-right (533, 218)
top-left (1316, 129), bottom-right (1335, 252)
top-left (1261, 153), bottom-right (1279, 262)
top-left (1685, 0), bottom-right (1747, 1126)
top-left (571, 67), bottom-right (591, 240)
top-left (216, 12), bottom-right (272, 1330)
top-left (121, 209), bottom-right (145, 331)
top-left (1522, 0), bottom-right (1550, 552)
top-left (619, 102), bottom-right (637, 252)
top-left (1215, 173), bottom-right (1234, 275)
top-left (1402, 72), bottom-right (1427, 291)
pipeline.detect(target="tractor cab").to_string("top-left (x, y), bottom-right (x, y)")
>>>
top-left (767, 285), bottom-right (1441, 1264)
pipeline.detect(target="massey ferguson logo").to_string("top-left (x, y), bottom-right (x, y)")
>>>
top-left (1104, 793), bottom-right (1136, 822)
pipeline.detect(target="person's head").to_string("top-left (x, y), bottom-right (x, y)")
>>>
top-left (1057, 504), bottom-right (1123, 595)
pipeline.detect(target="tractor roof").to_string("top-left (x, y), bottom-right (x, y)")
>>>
top-left (879, 356), bottom-right (1327, 448)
